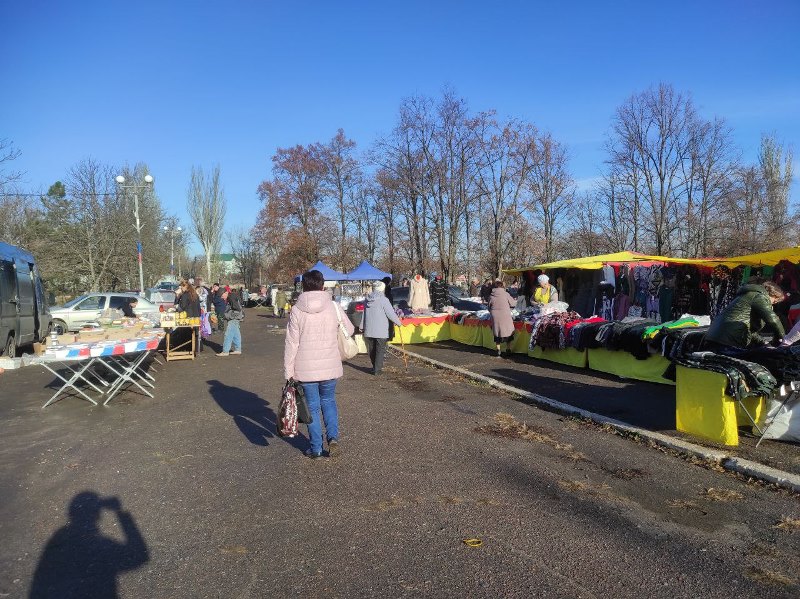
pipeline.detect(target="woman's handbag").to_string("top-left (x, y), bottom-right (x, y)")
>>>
top-left (334, 303), bottom-right (359, 360)
top-left (278, 379), bottom-right (312, 438)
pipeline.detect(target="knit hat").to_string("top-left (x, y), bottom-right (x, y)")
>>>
top-left (372, 281), bottom-right (386, 293)
top-left (537, 274), bottom-right (549, 285)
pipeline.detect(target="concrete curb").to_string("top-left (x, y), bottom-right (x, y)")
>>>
top-left (392, 346), bottom-right (800, 494)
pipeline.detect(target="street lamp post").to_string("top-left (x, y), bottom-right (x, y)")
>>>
top-left (163, 225), bottom-right (182, 280)
top-left (115, 174), bottom-right (154, 295)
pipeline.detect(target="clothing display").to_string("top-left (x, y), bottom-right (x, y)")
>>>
top-left (409, 275), bottom-right (431, 311)
top-left (429, 277), bottom-right (449, 312)
top-left (529, 311), bottom-right (582, 350)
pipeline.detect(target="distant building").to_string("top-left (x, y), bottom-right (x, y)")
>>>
top-left (214, 254), bottom-right (238, 276)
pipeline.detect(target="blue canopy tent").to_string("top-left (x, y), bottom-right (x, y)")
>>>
top-left (345, 261), bottom-right (391, 281)
top-left (293, 260), bottom-right (349, 283)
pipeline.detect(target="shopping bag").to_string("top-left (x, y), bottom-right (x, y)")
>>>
top-left (334, 304), bottom-right (358, 360)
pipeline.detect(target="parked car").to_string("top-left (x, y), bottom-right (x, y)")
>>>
top-left (156, 281), bottom-right (179, 291)
top-left (49, 293), bottom-right (160, 334)
top-left (0, 242), bottom-right (50, 356)
top-left (346, 285), bottom-right (485, 331)
top-left (145, 288), bottom-right (177, 310)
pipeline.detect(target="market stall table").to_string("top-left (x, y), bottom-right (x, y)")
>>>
top-left (22, 333), bottom-right (164, 408)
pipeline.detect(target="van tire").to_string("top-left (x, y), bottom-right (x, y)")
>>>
top-left (51, 319), bottom-right (68, 335)
top-left (3, 335), bottom-right (14, 358)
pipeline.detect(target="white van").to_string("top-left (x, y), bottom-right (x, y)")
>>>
top-left (0, 242), bottom-right (50, 356)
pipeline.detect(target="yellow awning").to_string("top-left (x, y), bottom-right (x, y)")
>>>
top-left (503, 247), bottom-right (800, 275)
top-left (503, 251), bottom-right (665, 274)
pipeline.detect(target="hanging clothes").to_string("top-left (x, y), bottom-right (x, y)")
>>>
top-left (409, 275), bottom-right (431, 311)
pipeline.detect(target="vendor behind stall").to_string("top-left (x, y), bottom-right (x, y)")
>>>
top-left (703, 281), bottom-right (786, 350)
top-left (533, 274), bottom-right (559, 305)
top-left (120, 297), bottom-right (138, 318)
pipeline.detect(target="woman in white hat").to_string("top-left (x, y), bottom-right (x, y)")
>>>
top-left (533, 274), bottom-right (558, 305)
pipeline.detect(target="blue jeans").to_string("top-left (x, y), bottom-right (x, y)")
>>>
top-left (301, 379), bottom-right (338, 455)
top-left (222, 320), bottom-right (241, 352)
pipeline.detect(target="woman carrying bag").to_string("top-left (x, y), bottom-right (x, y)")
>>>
top-left (284, 270), bottom-right (355, 459)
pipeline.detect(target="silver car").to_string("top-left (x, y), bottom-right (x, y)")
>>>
top-left (49, 293), bottom-right (159, 334)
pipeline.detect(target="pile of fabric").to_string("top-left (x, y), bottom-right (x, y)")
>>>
top-left (728, 345), bottom-right (800, 384)
top-left (666, 351), bottom-right (777, 402)
top-left (594, 319), bottom-right (659, 359)
top-left (655, 326), bottom-right (710, 360)
top-left (564, 317), bottom-right (606, 350)
top-left (529, 311), bottom-right (583, 350)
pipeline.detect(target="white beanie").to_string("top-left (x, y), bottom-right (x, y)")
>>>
top-left (372, 281), bottom-right (385, 293)
top-left (537, 274), bottom-right (549, 285)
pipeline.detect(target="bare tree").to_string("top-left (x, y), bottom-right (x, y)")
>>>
top-left (187, 165), bottom-right (227, 282)
top-left (759, 134), bottom-right (794, 248)
top-left (474, 115), bottom-right (537, 276)
top-left (608, 84), bottom-right (695, 254)
top-left (526, 132), bottom-right (575, 261)
top-left (0, 138), bottom-right (23, 189)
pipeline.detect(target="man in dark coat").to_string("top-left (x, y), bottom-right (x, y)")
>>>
top-left (429, 273), bottom-right (449, 312)
top-left (704, 281), bottom-right (786, 350)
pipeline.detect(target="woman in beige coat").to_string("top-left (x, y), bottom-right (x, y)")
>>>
top-left (488, 280), bottom-right (516, 357)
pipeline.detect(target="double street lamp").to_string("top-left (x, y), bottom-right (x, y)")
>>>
top-left (164, 225), bottom-right (182, 279)
top-left (115, 173), bottom-right (154, 294)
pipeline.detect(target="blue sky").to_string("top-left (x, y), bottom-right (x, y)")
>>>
top-left (2, 1), bottom-right (798, 254)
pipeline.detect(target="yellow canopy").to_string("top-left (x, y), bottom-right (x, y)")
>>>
top-left (503, 246), bottom-right (800, 275)
top-left (503, 251), bottom-right (664, 274)
top-left (714, 247), bottom-right (800, 267)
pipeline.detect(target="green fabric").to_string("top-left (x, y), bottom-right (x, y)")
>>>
top-left (642, 317), bottom-right (699, 339)
top-left (704, 284), bottom-right (785, 348)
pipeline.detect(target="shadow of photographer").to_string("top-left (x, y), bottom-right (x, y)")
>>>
top-left (29, 491), bottom-right (149, 598)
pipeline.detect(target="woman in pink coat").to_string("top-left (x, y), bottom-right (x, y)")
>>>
top-left (284, 270), bottom-right (355, 458)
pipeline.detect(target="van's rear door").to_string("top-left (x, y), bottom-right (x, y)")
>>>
top-left (0, 259), bottom-right (17, 347)
top-left (14, 259), bottom-right (36, 344)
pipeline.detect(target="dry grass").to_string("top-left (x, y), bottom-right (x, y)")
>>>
top-left (666, 499), bottom-right (708, 515)
top-left (701, 487), bottom-right (744, 502)
top-left (475, 412), bottom-right (574, 451)
top-left (558, 480), bottom-right (612, 498)
top-left (745, 567), bottom-right (795, 587)
top-left (774, 515), bottom-right (800, 531)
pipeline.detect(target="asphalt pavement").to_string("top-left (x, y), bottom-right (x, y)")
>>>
top-left (1, 310), bottom-right (799, 598)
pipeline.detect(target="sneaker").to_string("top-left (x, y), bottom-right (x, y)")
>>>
top-left (304, 449), bottom-right (322, 459)
top-left (216, 352), bottom-right (229, 357)
top-left (230, 350), bottom-right (242, 355)
top-left (328, 439), bottom-right (339, 457)
top-left (496, 349), bottom-right (502, 357)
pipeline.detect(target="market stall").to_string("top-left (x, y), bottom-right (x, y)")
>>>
top-left (22, 328), bottom-right (165, 408)
top-left (390, 315), bottom-right (451, 344)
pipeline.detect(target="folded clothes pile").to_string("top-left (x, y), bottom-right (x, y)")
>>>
top-left (666, 351), bottom-right (778, 402)
top-left (529, 311), bottom-right (583, 350)
top-left (728, 344), bottom-right (800, 384)
top-left (595, 319), bottom-right (659, 360)
top-left (654, 326), bottom-right (710, 360)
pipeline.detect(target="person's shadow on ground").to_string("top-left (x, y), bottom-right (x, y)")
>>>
top-left (207, 379), bottom-right (306, 450)
top-left (29, 491), bottom-right (149, 599)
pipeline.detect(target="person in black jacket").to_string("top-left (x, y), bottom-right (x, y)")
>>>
top-left (210, 283), bottom-right (227, 332)
top-left (430, 272), bottom-right (449, 312)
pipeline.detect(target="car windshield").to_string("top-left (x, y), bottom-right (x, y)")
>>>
top-left (59, 296), bottom-right (86, 309)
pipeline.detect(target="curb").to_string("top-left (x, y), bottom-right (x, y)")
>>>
top-left (392, 346), bottom-right (800, 494)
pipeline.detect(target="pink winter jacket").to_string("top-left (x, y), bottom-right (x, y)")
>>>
top-left (284, 291), bottom-right (355, 382)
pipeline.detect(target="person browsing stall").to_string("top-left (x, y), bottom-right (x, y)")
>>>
top-left (120, 298), bottom-right (138, 318)
top-left (488, 279), bottom-right (516, 357)
top-left (704, 280), bottom-right (786, 351)
top-left (533, 274), bottom-right (558, 305)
